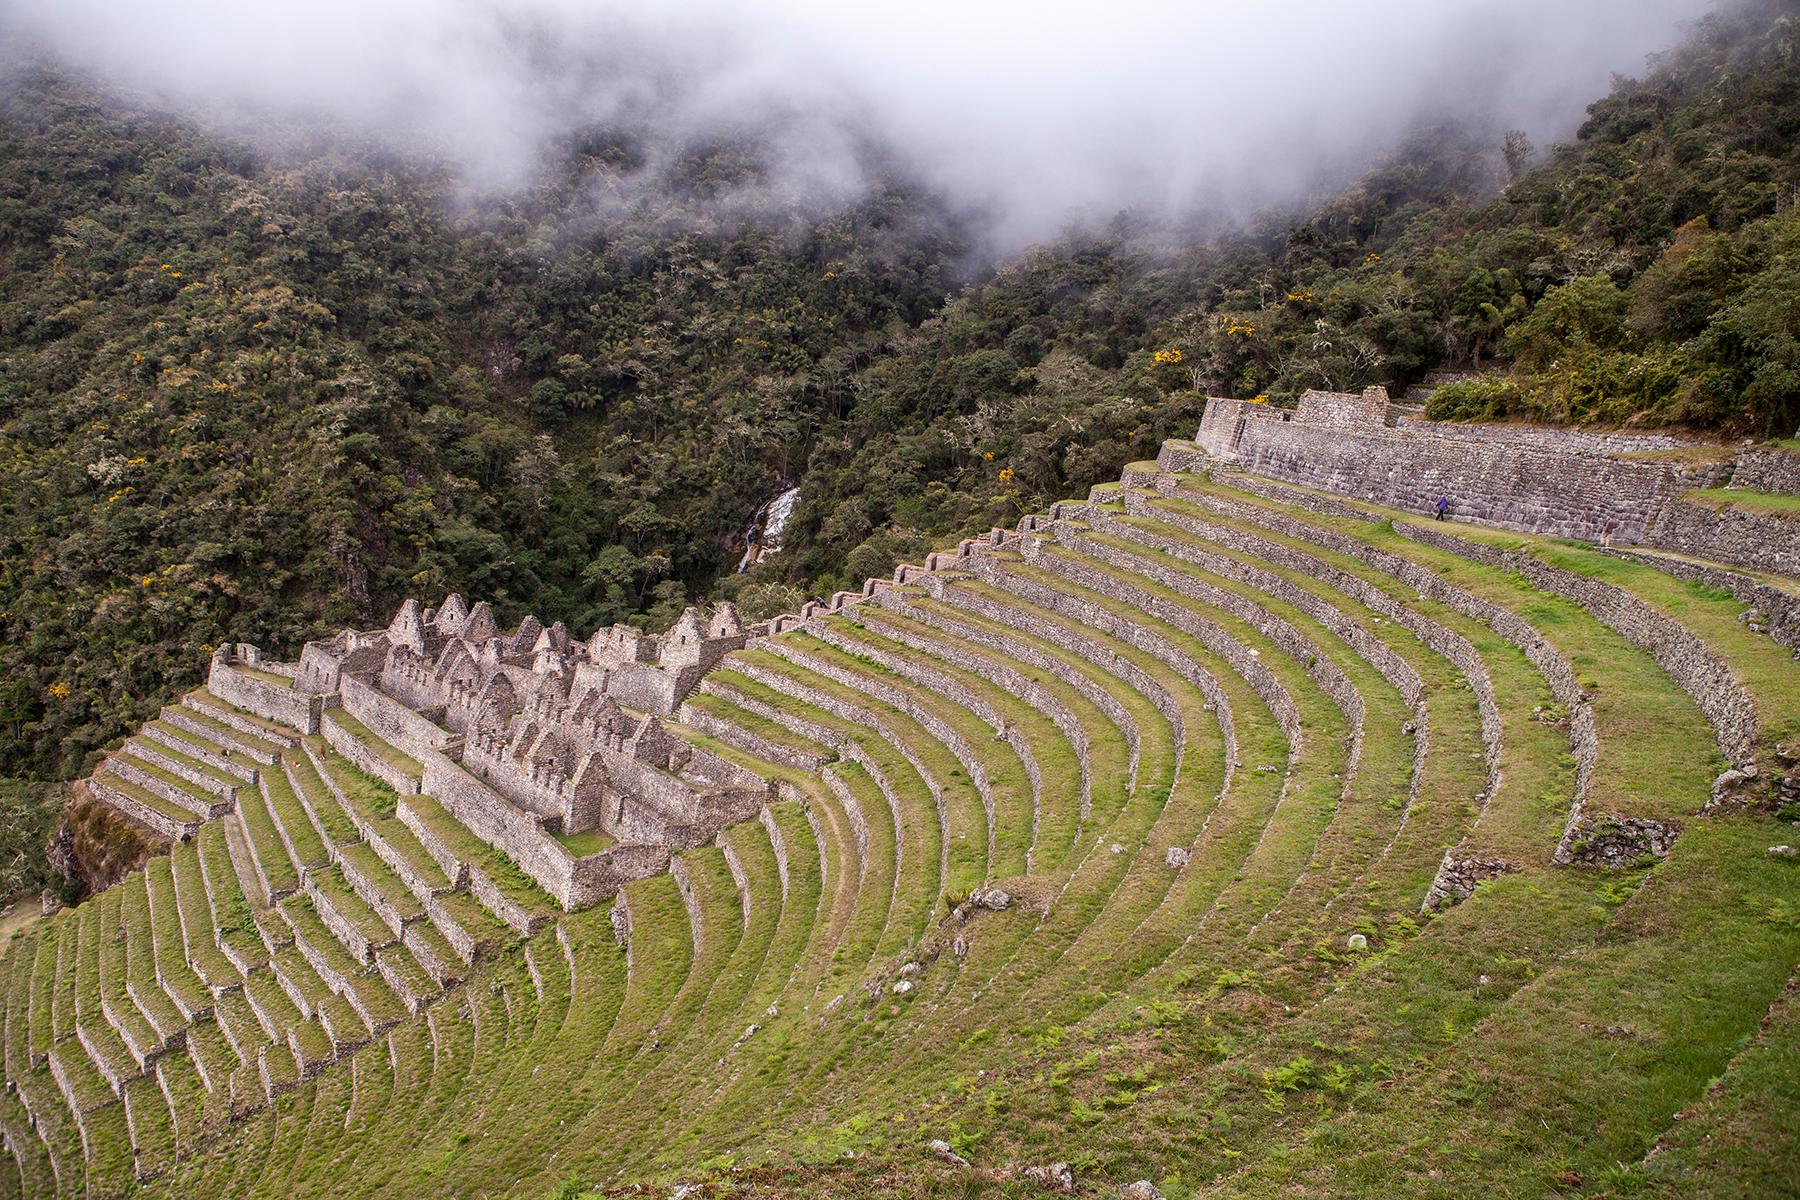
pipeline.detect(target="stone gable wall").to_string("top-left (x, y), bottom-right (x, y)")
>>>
top-left (1295, 386), bottom-right (1393, 429)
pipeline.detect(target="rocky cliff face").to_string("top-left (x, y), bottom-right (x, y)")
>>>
top-left (45, 781), bottom-right (164, 904)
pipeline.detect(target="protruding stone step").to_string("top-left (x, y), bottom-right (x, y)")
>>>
top-left (221, 808), bottom-right (284, 911)
top-left (185, 690), bottom-right (303, 750)
top-left (181, 1021), bottom-right (237, 1097)
top-left (271, 949), bottom-right (332, 1022)
top-left (278, 896), bottom-right (362, 995)
top-left (340, 970), bottom-right (407, 1037)
top-left (374, 945), bottom-right (440, 1016)
top-left (400, 920), bottom-right (466, 989)
top-left (316, 990), bottom-right (372, 1057)
top-left (71, 1022), bottom-right (142, 1097)
top-left (194, 824), bottom-right (269, 976)
top-left (143, 858), bottom-right (214, 1022)
top-left (336, 841), bottom-right (424, 937)
top-left (122, 735), bottom-right (242, 801)
top-left (167, 835), bottom-right (242, 991)
top-left (257, 1041), bottom-right (300, 1101)
top-left (104, 753), bottom-right (234, 822)
top-left (89, 775), bottom-right (203, 842)
top-left (141, 721), bottom-right (257, 783)
top-left (286, 1018), bottom-right (335, 1082)
top-left (232, 782), bottom-right (301, 904)
top-left (305, 866), bottom-right (399, 965)
top-left (160, 704), bottom-right (283, 766)
top-left (48, 1042), bottom-right (122, 1115)
top-left (364, 818), bottom-right (455, 907)
top-left (397, 793), bottom-right (551, 937)
top-left (240, 969), bottom-right (302, 1046)
top-left (261, 762), bottom-right (332, 873)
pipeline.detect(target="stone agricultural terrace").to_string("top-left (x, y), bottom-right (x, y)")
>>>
top-left (1191, 386), bottom-right (1800, 574)
top-left (4, 413), bottom-right (1799, 1197)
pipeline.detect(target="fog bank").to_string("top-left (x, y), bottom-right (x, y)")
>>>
top-left (3, 0), bottom-right (1718, 244)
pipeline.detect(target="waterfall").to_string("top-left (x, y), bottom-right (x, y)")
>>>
top-left (736, 485), bottom-right (802, 572)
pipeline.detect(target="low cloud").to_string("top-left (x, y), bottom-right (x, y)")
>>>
top-left (3, 0), bottom-right (1718, 245)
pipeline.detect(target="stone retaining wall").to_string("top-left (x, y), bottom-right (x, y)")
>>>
top-left (1646, 500), bottom-right (1800, 577)
top-left (1618, 552), bottom-right (1800, 652)
top-left (883, 589), bottom-right (1144, 795)
top-left (676, 702), bottom-right (832, 772)
top-left (860, 597), bottom-right (1099, 818)
top-left (320, 714), bottom-right (420, 797)
top-left (727, 658), bottom-right (954, 895)
top-left (765, 638), bottom-right (1001, 871)
top-left (1060, 521), bottom-right (1366, 777)
top-left (1731, 447), bottom-right (1800, 495)
top-left (1195, 397), bottom-right (1722, 544)
top-left (1395, 522), bottom-right (1758, 768)
top-left (1138, 490), bottom-right (1503, 800)
top-left (413, 751), bottom-right (666, 911)
top-left (1017, 531), bottom-right (1302, 745)
top-left (208, 659), bottom-right (322, 734)
top-left (1175, 475), bottom-right (1595, 851)
top-left (339, 675), bottom-right (456, 762)
top-left (804, 616), bottom-right (1057, 845)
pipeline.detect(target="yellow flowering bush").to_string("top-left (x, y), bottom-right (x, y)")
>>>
top-left (1153, 348), bottom-right (1183, 364)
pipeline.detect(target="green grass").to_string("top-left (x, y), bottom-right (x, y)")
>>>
top-left (552, 827), bottom-right (615, 857)
top-left (321, 714), bottom-right (423, 781)
top-left (10, 452), bottom-right (1800, 1199)
top-left (1683, 486), bottom-right (1800, 519)
top-left (235, 665), bottom-right (297, 687)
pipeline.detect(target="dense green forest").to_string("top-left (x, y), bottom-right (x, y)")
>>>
top-left (1, 0), bottom-right (1797, 790)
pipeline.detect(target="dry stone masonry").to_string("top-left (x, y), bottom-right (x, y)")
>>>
top-left (229, 599), bottom-right (772, 909)
top-left (31, 400), bottom-right (1800, 1196)
top-left (1191, 388), bottom-right (1800, 573)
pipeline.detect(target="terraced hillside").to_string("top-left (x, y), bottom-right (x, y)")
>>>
top-left (3, 445), bottom-right (1798, 1198)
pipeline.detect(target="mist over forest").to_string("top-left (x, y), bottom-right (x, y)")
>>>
top-left (3, 0), bottom-right (1713, 246)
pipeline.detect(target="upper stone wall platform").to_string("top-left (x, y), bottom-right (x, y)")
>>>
top-left (1193, 390), bottom-right (1800, 575)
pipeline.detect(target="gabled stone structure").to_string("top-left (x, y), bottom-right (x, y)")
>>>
top-left (278, 597), bottom-right (770, 906)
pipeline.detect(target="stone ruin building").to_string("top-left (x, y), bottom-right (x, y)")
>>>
top-left (230, 596), bottom-right (770, 908)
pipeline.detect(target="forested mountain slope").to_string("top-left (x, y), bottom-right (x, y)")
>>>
top-left (2, 0), bottom-right (1798, 794)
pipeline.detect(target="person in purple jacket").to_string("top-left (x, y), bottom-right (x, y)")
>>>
top-left (1434, 495), bottom-right (1450, 521)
